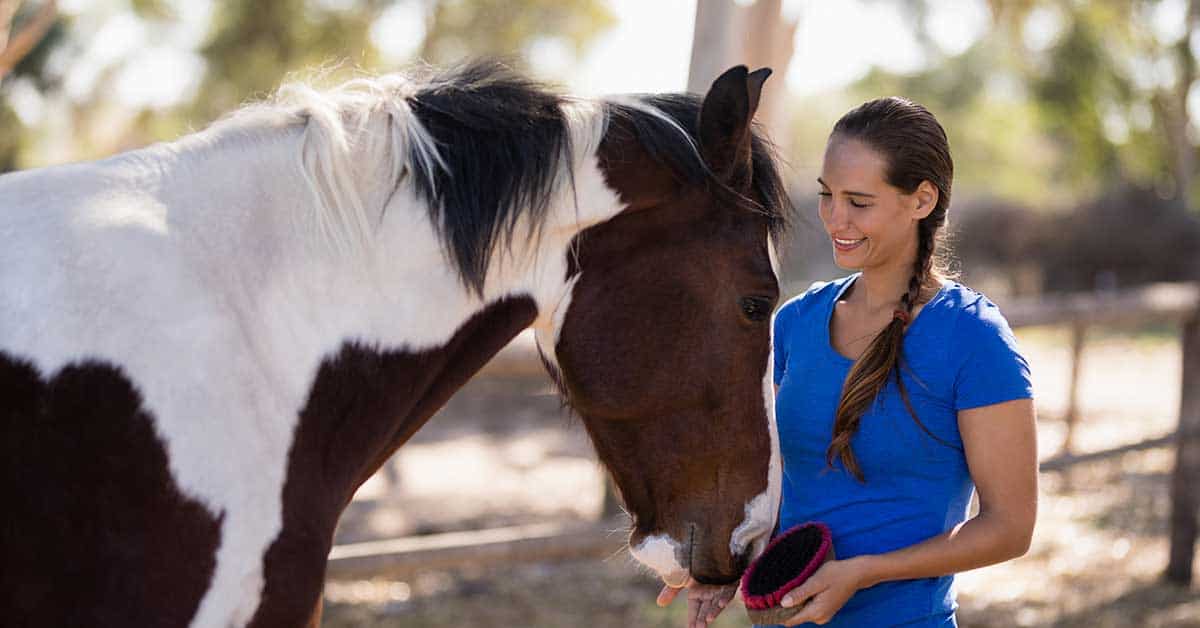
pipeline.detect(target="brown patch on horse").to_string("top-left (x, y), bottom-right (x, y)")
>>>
top-left (248, 296), bottom-right (537, 626)
top-left (0, 354), bottom-right (222, 626)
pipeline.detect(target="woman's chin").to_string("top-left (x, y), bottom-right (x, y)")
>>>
top-left (831, 245), bottom-right (869, 271)
top-left (832, 255), bottom-right (865, 271)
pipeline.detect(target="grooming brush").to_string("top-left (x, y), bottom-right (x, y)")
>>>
top-left (740, 521), bottom-right (834, 625)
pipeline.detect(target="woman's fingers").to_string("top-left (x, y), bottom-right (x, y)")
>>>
top-left (657, 583), bottom-right (682, 607)
top-left (686, 591), bottom-right (703, 627)
top-left (658, 578), bottom-right (740, 627)
top-left (781, 594), bottom-right (833, 626)
top-left (686, 581), bottom-right (739, 627)
top-left (708, 583), bottom-right (737, 621)
top-left (781, 575), bottom-right (824, 608)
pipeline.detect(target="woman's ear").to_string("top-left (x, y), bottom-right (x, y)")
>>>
top-left (913, 180), bottom-right (938, 219)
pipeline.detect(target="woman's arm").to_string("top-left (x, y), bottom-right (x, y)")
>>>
top-left (778, 397), bottom-right (1037, 625)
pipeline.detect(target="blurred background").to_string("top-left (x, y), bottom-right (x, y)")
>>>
top-left (3, 0), bottom-right (1199, 626)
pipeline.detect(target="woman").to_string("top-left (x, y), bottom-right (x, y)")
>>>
top-left (658, 97), bottom-right (1037, 627)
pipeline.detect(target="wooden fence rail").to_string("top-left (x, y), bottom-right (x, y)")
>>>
top-left (328, 282), bottom-right (1200, 586)
top-left (327, 519), bottom-right (627, 581)
top-left (1000, 282), bottom-right (1200, 585)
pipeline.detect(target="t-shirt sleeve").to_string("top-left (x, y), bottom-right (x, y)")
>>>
top-left (772, 302), bottom-right (793, 386)
top-left (953, 299), bottom-right (1034, 411)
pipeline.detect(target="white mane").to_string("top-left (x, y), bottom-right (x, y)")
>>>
top-left (208, 74), bottom-right (449, 257)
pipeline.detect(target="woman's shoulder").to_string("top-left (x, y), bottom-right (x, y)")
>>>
top-left (936, 282), bottom-right (1034, 403)
top-left (934, 281), bottom-right (1019, 342)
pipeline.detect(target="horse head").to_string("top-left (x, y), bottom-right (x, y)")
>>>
top-left (540, 67), bottom-right (786, 585)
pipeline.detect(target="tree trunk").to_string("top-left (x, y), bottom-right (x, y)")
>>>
top-left (1166, 314), bottom-right (1200, 585)
top-left (0, 0), bottom-right (56, 80)
top-left (687, 0), bottom-right (798, 152)
top-left (687, 0), bottom-right (743, 96)
top-left (1158, 0), bottom-right (1199, 211)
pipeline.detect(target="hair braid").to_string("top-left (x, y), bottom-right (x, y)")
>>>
top-left (823, 96), bottom-right (955, 482)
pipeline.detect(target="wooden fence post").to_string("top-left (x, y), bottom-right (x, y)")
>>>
top-left (1061, 322), bottom-right (1087, 456)
top-left (1166, 314), bottom-right (1200, 585)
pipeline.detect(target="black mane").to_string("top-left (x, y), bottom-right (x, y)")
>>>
top-left (405, 62), bottom-right (793, 294)
top-left (408, 61), bottom-right (570, 294)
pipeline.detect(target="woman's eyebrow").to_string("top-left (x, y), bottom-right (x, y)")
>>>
top-left (817, 177), bottom-right (877, 198)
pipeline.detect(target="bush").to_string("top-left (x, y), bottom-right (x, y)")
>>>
top-left (953, 186), bottom-right (1200, 295)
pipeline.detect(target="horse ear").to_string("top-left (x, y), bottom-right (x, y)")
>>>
top-left (698, 65), bottom-right (772, 182)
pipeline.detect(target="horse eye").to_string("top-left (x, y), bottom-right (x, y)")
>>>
top-left (740, 296), bottom-right (772, 322)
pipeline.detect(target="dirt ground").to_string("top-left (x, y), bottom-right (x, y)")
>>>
top-left (321, 326), bottom-right (1200, 627)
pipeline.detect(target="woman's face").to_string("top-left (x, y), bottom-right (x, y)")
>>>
top-left (817, 136), bottom-right (930, 272)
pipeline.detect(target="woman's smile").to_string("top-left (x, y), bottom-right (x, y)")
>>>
top-left (832, 236), bottom-right (867, 253)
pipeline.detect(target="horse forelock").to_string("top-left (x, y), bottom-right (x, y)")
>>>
top-left (602, 93), bottom-right (794, 241)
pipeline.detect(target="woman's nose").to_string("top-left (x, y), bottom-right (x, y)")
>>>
top-left (822, 199), bottom-right (848, 230)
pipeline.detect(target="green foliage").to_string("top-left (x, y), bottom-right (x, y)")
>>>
top-left (419, 0), bottom-right (614, 69)
top-left (188, 0), bottom-right (613, 126)
top-left (0, 5), bottom-right (67, 173)
top-left (0, 0), bottom-right (615, 170)
top-left (1031, 11), bottom-right (1124, 185)
top-left (194, 0), bottom-right (386, 120)
top-left (9, 15), bottom-right (67, 89)
top-left (846, 40), bottom-right (1065, 206)
top-left (0, 99), bottom-right (21, 172)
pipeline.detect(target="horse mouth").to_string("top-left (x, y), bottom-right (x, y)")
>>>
top-left (684, 522), bottom-right (743, 586)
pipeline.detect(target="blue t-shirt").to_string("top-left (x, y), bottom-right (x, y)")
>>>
top-left (761, 275), bottom-right (1033, 627)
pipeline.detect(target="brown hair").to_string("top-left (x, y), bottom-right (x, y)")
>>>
top-left (825, 97), bottom-right (955, 482)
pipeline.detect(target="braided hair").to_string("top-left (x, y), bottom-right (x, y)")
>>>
top-left (824, 97), bottom-right (954, 482)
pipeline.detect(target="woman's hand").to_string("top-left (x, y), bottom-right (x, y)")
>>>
top-left (777, 557), bottom-right (872, 626)
top-left (656, 578), bottom-right (739, 628)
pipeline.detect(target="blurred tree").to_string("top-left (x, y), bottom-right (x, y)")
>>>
top-left (194, 0), bottom-right (613, 127)
top-left (194, 0), bottom-right (390, 121)
top-left (990, 0), bottom-right (1198, 208)
top-left (3, 0), bottom-right (614, 169)
top-left (419, 0), bottom-right (613, 68)
top-left (687, 0), bottom-right (797, 149)
top-left (0, 0), bottom-right (63, 172)
top-left (0, 0), bottom-right (57, 79)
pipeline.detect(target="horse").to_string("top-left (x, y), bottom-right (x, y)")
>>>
top-left (0, 61), bottom-right (791, 627)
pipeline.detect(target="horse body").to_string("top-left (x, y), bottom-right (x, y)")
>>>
top-left (1, 64), bottom-right (787, 626)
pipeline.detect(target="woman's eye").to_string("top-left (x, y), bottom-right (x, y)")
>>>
top-left (849, 199), bottom-right (870, 208)
top-left (740, 297), bottom-right (773, 322)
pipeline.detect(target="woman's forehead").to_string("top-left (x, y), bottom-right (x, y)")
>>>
top-left (820, 136), bottom-right (889, 189)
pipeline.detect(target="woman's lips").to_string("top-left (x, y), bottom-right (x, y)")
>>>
top-left (832, 236), bottom-right (866, 252)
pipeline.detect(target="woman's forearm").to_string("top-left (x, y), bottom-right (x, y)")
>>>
top-left (855, 509), bottom-right (1033, 589)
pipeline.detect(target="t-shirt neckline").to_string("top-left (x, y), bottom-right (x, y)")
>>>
top-left (824, 273), bottom-right (951, 364)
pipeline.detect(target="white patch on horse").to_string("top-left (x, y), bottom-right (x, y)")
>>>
top-left (729, 237), bottom-right (783, 561)
top-left (532, 273), bottom-right (581, 370)
top-left (630, 534), bottom-right (689, 587)
top-left (0, 76), bottom-right (625, 627)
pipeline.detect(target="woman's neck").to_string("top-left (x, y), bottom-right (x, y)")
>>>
top-left (852, 265), bottom-right (910, 313)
